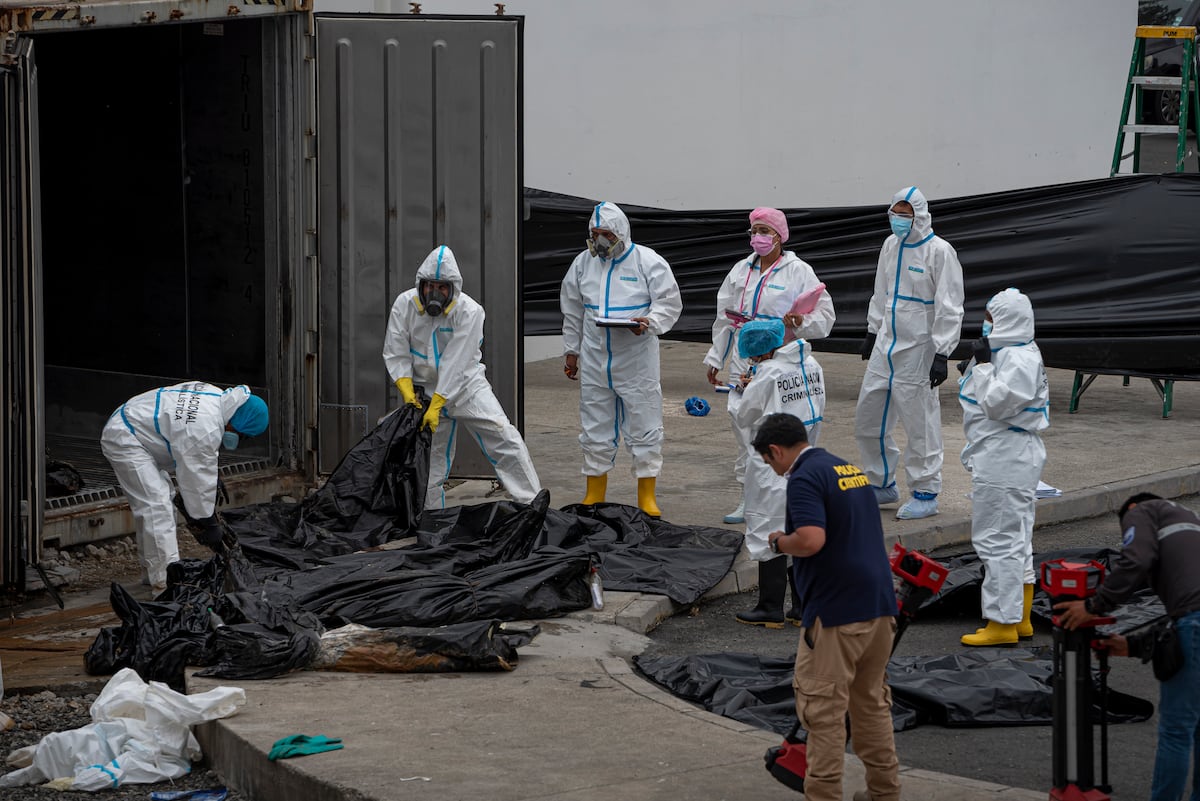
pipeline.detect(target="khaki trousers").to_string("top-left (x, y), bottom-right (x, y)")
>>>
top-left (793, 615), bottom-right (901, 801)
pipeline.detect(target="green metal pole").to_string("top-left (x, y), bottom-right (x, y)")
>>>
top-left (1177, 38), bottom-right (1194, 172)
top-left (1113, 38), bottom-right (1144, 176)
top-left (1192, 43), bottom-right (1200, 171)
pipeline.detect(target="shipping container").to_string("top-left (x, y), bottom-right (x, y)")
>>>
top-left (0, 0), bottom-right (524, 590)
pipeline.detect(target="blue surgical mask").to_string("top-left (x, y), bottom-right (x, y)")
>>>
top-left (222, 431), bottom-right (240, 450)
top-left (982, 321), bottom-right (993, 337)
top-left (888, 213), bottom-right (913, 239)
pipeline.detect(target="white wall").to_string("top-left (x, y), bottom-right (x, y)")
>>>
top-left (320, 0), bottom-right (1135, 208)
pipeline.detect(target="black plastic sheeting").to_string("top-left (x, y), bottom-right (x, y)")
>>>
top-left (87, 407), bottom-right (743, 688)
top-left (635, 545), bottom-right (1163, 737)
top-left (635, 646), bottom-right (1153, 740)
top-left (84, 553), bottom-right (323, 691)
top-left (918, 545), bottom-right (1167, 633)
top-left (522, 176), bottom-right (1200, 374)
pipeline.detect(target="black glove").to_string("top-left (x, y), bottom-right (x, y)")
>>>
top-left (929, 353), bottom-right (949, 388)
top-left (956, 358), bottom-right (971, 376)
top-left (173, 494), bottom-right (198, 526)
top-left (972, 336), bottom-right (992, 365)
top-left (191, 515), bottom-right (225, 549)
top-left (860, 332), bottom-right (877, 360)
top-left (215, 478), bottom-right (230, 507)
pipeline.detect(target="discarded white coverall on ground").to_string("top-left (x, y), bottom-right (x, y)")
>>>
top-left (0, 667), bottom-right (245, 790)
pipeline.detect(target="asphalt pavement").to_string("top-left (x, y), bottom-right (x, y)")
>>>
top-left (642, 496), bottom-right (1200, 797)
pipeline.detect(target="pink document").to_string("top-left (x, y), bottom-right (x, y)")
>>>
top-left (787, 283), bottom-right (826, 316)
top-left (783, 283), bottom-right (827, 344)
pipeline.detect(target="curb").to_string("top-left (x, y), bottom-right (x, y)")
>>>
top-left (193, 713), bottom-right (353, 801)
top-left (894, 466), bottom-right (1200, 555)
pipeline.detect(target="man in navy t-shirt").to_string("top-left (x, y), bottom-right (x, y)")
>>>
top-left (755, 412), bottom-right (900, 801)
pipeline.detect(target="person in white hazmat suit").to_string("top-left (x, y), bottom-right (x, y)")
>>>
top-left (560, 202), bottom-right (682, 517)
top-left (958, 288), bottom-right (1050, 647)
top-left (855, 186), bottom-right (964, 520)
top-left (100, 382), bottom-right (269, 590)
top-left (729, 318), bottom-right (825, 627)
top-left (704, 207), bottom-right (834, 524)
top-left (383, 245), bottom-right (541, 509)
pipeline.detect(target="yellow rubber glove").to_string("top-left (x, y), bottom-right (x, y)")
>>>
top-left (421, 393), bottom-right (447, 433)
top-left (395, 377), bottom-right (423, 409)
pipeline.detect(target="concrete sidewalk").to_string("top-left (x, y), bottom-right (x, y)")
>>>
top-left (192, 619), bottom-right (1044, 801)
top-left (7, 343), bottom-right (1200, 800)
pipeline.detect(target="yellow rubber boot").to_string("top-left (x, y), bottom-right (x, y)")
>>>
top-left (637, 477), bottom-right (662, 518)
top-left (582, 474), bottom-right (607, 505)
top-left (1017, 584), bottom-right (1035, 639)
top-left (961, 620), bottom-right (1019, 647)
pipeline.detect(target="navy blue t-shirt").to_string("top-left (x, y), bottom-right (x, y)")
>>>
top-left (785, 447), bottom-right (898, 628)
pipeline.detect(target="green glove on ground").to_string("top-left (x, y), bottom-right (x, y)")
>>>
top-left (267, 734), bottom-right (344, 761)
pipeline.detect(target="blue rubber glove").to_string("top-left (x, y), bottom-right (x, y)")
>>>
top-left (684, 396), bottom-right (710, 416)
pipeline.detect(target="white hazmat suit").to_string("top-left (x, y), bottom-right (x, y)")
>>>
top-left (959, 288), bottom-right (1049, 626)
top-left (383, 245), bottom-right (541, 509)
top-left (731, 339), bottom-right (825, 561)
top-left (100, 382), bottom-right (255, 587)
top-left (855, 186), bottom-right (964, 502)
top-left (560, 203), bottom-right (682, 478)
top-left (705, 251), bottom-right (834, 487)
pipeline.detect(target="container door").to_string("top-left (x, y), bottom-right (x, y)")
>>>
top-left (0, 38), bottom-right (45, 590)
top-left (313, 15), bottom-right (522, 476)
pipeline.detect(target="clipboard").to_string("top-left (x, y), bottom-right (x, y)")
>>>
top-left (787, 283), bottom-right (826, 317)
top-left (595, 317), bottom-right (641, 328)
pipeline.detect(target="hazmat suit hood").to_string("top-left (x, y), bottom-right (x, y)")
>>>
top-left (786, 337), bottom-right (811, 363)
top-left (765, 337), bottom-right (808, 365)
top-left (589, 202), bottom-right (633, 253)
top-left (892, 186), bottom-right (933, 240)
top-left (984, 287), bottom-right (1035, 347)
top-left (414, 245), bottom-right (463, 315)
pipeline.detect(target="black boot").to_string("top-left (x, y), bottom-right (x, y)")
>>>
top-left (785, 558), bottom-right (803, 627)
top-left (736, 556), bottom-right (787, 628)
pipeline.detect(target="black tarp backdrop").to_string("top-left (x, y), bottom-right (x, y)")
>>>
top-left (523, 175), bottom-right (1200, 374)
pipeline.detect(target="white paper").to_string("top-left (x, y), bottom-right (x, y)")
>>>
top-left (1036, 480), bottom-right (1062, 499)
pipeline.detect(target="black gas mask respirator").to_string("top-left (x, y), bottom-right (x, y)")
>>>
top-left (587, 232), bottom-right (625, 260)
top-left (421, 281), bottom-right (452, 317)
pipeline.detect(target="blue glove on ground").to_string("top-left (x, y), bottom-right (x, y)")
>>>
top-left (685, 397), bottom-right (710, 416)
top-left (267, 734), bottom-right (345, 761)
